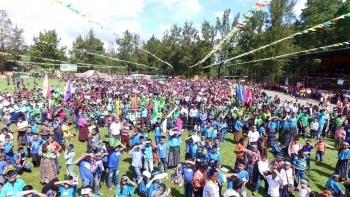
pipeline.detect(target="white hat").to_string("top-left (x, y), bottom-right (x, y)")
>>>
top-left (142, 171), bottom-right (151, 178)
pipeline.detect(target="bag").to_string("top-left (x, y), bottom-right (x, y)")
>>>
top-left (285, 170), bottom-right (293, 193)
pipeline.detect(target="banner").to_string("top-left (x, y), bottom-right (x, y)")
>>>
top-left (60, 64), bottom-right (77, 72)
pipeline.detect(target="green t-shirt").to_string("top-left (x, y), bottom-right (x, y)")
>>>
top-left (335, 118), bottom-right (343, 127)
top-left (301, 115), bottom-right (310, 126)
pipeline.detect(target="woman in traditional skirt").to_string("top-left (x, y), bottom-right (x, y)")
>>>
top-left (334, 126), bottom-right (346, 151)
top-left (335, 141), bottom-right (350, 182)
top-left (267, 117), bottom-right (279, 147)
top-left (167, 129), bottom-right (181, 168)
top-left (38, 120), bottom-right (51, 141)
top-left (234, 137), bottom-right (247, 169)
top-left (39, 141), bottom-right (57, 184)
top-left (245, 145), bottom-right (260, 185)
top-left (16, 117), bottom-right (27, 145)
top-left (288, 113), bottom-right (299, 138)
top-left (279, 117), bottom-right (289, 145)
top-left (234, 117), bottom-right (243, 143)
top-left (78, 114), bottom-right (90, 142)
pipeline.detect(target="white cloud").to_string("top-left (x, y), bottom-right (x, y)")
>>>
top-left (1, 0), bottom-right (145, 49)
top-left (215, 11), bottom-right (233, 19)
top-left (294, 0), bottom-right (307, 17)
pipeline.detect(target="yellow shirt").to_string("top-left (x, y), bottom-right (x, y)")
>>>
top-left (62, 125), bottom-right (71, 137)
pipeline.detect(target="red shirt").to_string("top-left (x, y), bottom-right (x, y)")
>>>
top-left (51, 141), bottom-right (61, 153)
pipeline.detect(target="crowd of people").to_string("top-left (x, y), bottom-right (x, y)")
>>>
top-left (0, 77), bottom-right (348, 197)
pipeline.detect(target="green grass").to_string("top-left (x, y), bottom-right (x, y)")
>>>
top-left (0, 78), bottom-right (341, 196)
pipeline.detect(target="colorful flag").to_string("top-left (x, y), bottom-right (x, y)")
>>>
top-left (132, 93), bottom-right (137, 110)
top-left (43, 74), bottom-right (49, 98)
top-left (151, 99), bottom-right (159, 124)
top-left (247, 87), bottom-right (253, 108)
top-left (242, 85), bottom-right (247, 103)
top-left (64, 80), bottom-right (72, 102)
top-left (115, 96), bottom-right (120, 117)
top-left (236, 83), bottom-right (243, 104)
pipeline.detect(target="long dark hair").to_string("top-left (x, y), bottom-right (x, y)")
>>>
top-left (41, 141), bottom-right (49, 153)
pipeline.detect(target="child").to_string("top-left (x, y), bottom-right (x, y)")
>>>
top-left (325, 174), bottom-right (345, 196)
top-left (335, 126), bottom-right (346, 150)
top-left (297, 179), bottom-right (311, 197)
top-left (302, 140), bottom-right (314, 172)
top-left (171, 163), bottom-right (183, 185)
top-left (181, 160), bottom-right (195, 197)
top-left (214, 160), bottom-right (225, 197)
top-left (128, 143), bottom-right (142, 182)
top-left (315, 137), bottom-right (327, 163)
top-left (138, 171), bottom-right (151, 197)
top-left (157, 136), bottom-right (169, 173)
top-left (54, 176), bottom-right (77, 197)
top-left (207, 145), bottom-right (221, 162)
top-left (310, 118), bottom-right (319, 139)
top-left (64, 144), bottom-right (75, 176)
top-left (3, 135), bottom-right (14, 165)
top-left (185, 134), bottom-right (194, 160)
top-left (292, 150), bottom-right (306, 187)
top-left (30, 134), bottom-right (42, 168)
top-left (288, 137), bottom-right (301, 162)
top-left (272, 142), bottom-right (282, 155)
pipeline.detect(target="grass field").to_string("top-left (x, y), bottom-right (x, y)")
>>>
top-left (0, 78), bottom-right (341, 196)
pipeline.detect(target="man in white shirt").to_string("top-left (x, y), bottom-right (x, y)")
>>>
top-left (109, 118), bottom-right (121, 139)
top-left (253, 154), bottom-right (270, 195)
top-left (224, 178), bottom-right (244, 197)
top-left (310, 118), bottom-right (319, 139)
top-left (266, 168), bottom-right (284, 197)
top-left (280, 162), bottom-right (293, 197)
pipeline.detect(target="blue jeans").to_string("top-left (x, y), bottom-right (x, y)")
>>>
top-left (305, 156), bottom-right (311, 171)
top-left (184, 181), bottom-right (193, 197)
top-left (317, 123), bottom-right (325, 139)
top-left (294, 169), bottom-right (305, 187)
top-left (158, 158), bottom-right (168, 173)
top-left (54, 133), bottom-right (63, 146)
top-left (300, 127), bottom-right (306, 138)
top-left (75, 117), bottom-right (79, 130)
top-left (133, 166), bottom-right (141, 182)
top-left (107, 167), bottom-right (119, 187)
top-left (6, 123), bottom-right (11, 133)
top-left (14, 163), bottom-right (31, 171)
top-left (316, 151), bottom-right (324, 162)
top-left (155, 136), bottom-right (161, 145)
top-left (145, 158), bottom-right (153, 172)
top-left (82, 178), bottom-right (92, 187)
top-left (254, 174), bottom-right (268, 192)
top-left (220, 129), bottom-right (227, 142)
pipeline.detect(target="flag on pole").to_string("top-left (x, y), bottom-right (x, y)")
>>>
top-left (43, 74), bottom-right (49, 98)
top-left (247, 87), bottom-right (253, 108)
top-left (235, 83), bottom-right (243, 104)
top-left (115, 96), bottom-right (121, 117)
top-left (132, 93), bottom-right (137, 110)
top-left (161, 106), bottom-right (178, 132)
top-left (64, 80), bottom-right (72, 102)
top-left (151, 99), bottom-right (159, 124)
top-left (242, 85), bottom-right (247, 103)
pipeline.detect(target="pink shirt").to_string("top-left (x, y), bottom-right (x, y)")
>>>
top-left (288, 142), bottom-right (301, 155)
top-left (335, 129), bottom-right (346, 140)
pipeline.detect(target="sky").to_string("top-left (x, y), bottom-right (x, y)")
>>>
top-left (1, 0), bottom-right (307, 50)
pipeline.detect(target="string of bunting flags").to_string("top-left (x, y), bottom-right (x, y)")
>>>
top-left (6, 60), bottom-right (60, 66)
top-left (76, 62), bottom-right (126, 68)
top-left (52, 0), bottom-right (172, 69)
top-left (206, 12), bottom-right (350, 68)
top-left (190, 0), bottom-right (270, 68)
top-left (218, 41), bottom-right (350, 68)
top-left (0, 52), bottom-right (68, 63)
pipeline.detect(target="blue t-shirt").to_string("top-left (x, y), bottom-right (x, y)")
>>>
top-left (59, 185), bottom-right (76, 197)
top-left (185, 140), bottom-right (193, 153)
top-left (235, 169), bottom-right (249, 191)
top-left (234, 121), bottom-right (243, 131)
top-left (108, 148), bottom-right (122, 168)
top-left (317, 113), bottom-right (326, 125)
top-left (258, 127), bottom-right (266, 139)
top-left (194, 153), bottom-right (207, 163)
top-left (143, 145), bottom-right (153, 159)
top-left (288, 118), bottom-right (298, 127)
top-left (13, 151), bottom-right (29, 162)
top-left (4, 141), bottom-right (13, 154)
top-left (168, 135), bottom-right (181, 147)
top-left (182, 165), bottom-right (194, 182)
top-left (292, 157), bottom-right (306, 170)
top-left (131, 150), bottom-right (142, 167)
top-left (79, 160), bottom-right (93, 180)
top-left (207, 151), bottom-right (221, 162)
top-left (154, 125), bottom-right (162, 137)
top-left (157, 143), bottom-right (168, 159)
top-left (0, 179), bottom-right (26, 197)
top-left (31, 124), bottom-right (39, 133)
top-left (302, 145), bottom-right (314, 158)
top-left (325, 178), bottom-right (342, 195)
top-left (0, 161), bottom-right (7, 174)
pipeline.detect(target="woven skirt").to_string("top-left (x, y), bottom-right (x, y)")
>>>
top-left (40, 157), bottom-right (57, 183)
top-left (168, 146), bottom-right (180, 167)
top-left (234, 129), bottom-right (242, 143)
top-left (267, 128), bottom-right (277, 147)
top-left (18, 131), bottom-right (26, 145)
top-left (289, 127), bottom-right (298, 138)
top-left (335, 159), bottom-right (350, 179)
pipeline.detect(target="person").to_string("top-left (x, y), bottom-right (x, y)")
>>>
top-left (293, 150), bottom-right (307, 187)
top-left (192, 162), bottom-right (207, 197)
top-left (78, 114), bottom-right (90, 142)
top-left (224, 178), bottom-right (244, 197)
top-left (167, 128), bottom-right (181, 168)
top-left (325, 174), bottom-right (345, 197)
top-left (16, 117), bottom-right (28, 145)
top-left (20, 185), bottom-right (47, 197)
top-left (153, 118), bottom-right (162, 145)
top-left (30, 134), bottom-right (42, 168)
top-left (157, 136), bottom-right (169, 173)
top-left (335, 141), bottom-right (350, 182)
top-left (302, 140), bottom-right (314, 172)
top-left (266, 168), bottom-right (284, 197)
top-left (108, 143), bottom-right (125, 190)
top-left (52, 118), bottom-right (63, 146)
top-left (297, 179), bottom-right (312, 197)
top-left (13, 147), bottom-right (31, 172)
top-left (110, 118), bottom-right (121, 139)
top-left (151, 183), bottom-right (171, 197)
top-left (182, 160), bottom-right (195, 197)
top-left (335, 126), bottom-right (346, 150)
top-left (54, 176), bottom-right (76, 197)
top-left (88, 128), bottom-right (101, 153)
top-left (0, 170), bottom-right (26, 197)
top-left (61, 121), bottom-right (71, 149)
top-left (234, 163), bottom-right (249, 197)
top-left (114, 175), bottom-right (136, 197)
top-left (280, 161), bottom-right (293, 197)
top-left (64, 144), bottom-right (75, 176)
top-left (137, 171), bottom-right (151, 197)
top-left (288, 137), bottom-right (301, 161)
top-left (203, 169), bottom-right (219, 197)
top-left (3, 135), bottom-right (14, 165)
top-left (234, 117), bottom-right (243, 143)
top-left (310, 118), bottom-right (319, 139)
top-left (319, 187), bottom-right (335, 197)
top-left (74, 153), bottom-right (98, 187)
top-left (234, 137), bottom-right (246, 168)
top-left (247, 126), bottom-right (260, 148)
top-left (315, 137), bottom-right (327, 163)
top-left (48, 136), bottom-right (62, 173)
top-left (128, 143), bottom-right (142, 182)
top-left (253, 154), bottom-right (270, 196)
top-left (39, 141), bottom-right (57, 184)
top-left (80, 185), bottom-right (96, 197)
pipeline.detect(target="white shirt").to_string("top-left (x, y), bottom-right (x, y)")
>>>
top-left (280, 168), bottom-right (293, 185)
top-left (258, 160), bottom-right (270, 175)
top-left (266, 174), bottom-right (283, 197)
top-left (0, 133), bottom-right (13, 142)
top-left (224, 189), bottom-right (240, 197)
top-left (110, 122), bottom-right (121, 135)
top-left (17, 121), bottom-right (28, 131)
top-left (297, 185), bottom-right (310, 197)
top-left (247, 131), bottom-right (260, 143)
top-left (310, 122), bottom-right (319, 130)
